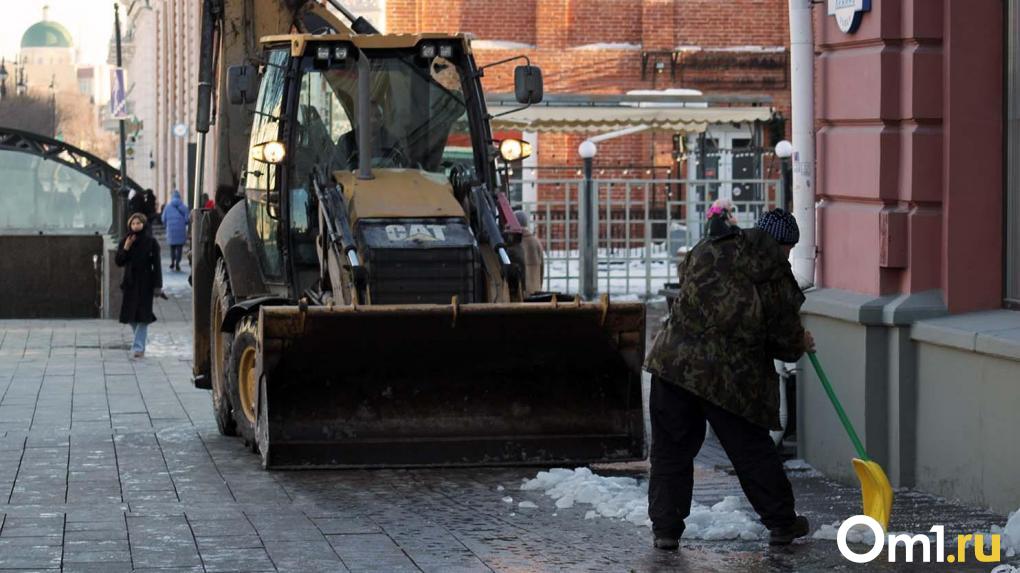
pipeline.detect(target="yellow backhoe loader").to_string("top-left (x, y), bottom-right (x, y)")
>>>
top-left (190, 0), bottom-right (646, 468)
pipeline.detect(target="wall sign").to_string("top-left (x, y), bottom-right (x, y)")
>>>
top-left (828, 0), bottom-right (871, 34)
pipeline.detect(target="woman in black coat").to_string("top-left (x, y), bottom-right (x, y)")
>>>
top-left (116, 213), bottom-right (162, 358)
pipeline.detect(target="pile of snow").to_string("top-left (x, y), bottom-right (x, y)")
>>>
top-left (992, 566), bottom-right (1019, 573)
top-left (521, 468), bottom-right (649, 526)
top-left (519, 468), bottom-right (764, 540)
top-left (687, 496), bottom-right (766, 541)
top-left (983, 508), bottom-right (1020, 558)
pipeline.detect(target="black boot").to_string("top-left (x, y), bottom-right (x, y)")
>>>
top-left (653, 530), bottom-right (682, 551)
top-left (769, 515), bottom-right (810, 546)
top-left (654, 538), bottom-right (679, 551)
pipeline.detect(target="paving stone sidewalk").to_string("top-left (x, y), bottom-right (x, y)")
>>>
top-left (0, 258), bottom-right (1015, 572)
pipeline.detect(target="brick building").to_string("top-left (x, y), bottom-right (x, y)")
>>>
top-left (786, 0), bottom-right (1020, 515)
top-left (385, 0), bottom-right (791, 178)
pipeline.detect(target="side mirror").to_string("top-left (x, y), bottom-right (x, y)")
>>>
top-left (514, 65), bottom-right (543, 105)
top-left (227, 65), bottom-right (259, 105)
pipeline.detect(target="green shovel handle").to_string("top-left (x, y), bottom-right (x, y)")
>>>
top-left (808, 352), bottom-right (870, 461)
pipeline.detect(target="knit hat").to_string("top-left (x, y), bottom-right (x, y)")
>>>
top-left (706, 198), bottom-right (737, 225)
top-left (756, 208), bottom-right (799, 245)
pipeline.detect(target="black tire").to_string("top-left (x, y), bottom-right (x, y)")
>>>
top-left (226, 315), bottom-right (259, 450)
top-left (210, 259), bottom-right (237, 436)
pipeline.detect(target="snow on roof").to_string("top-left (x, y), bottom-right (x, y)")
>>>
top-left (674, 45), bottom-right (787, 53)
top-left (623, 88), bottom-right (708, 109)
top-left (471, 40), bottom-right (535, 50)
top-left (570, 42), bottom-right (643, 51)
top-left (626, 88), bottom-right (704, 97)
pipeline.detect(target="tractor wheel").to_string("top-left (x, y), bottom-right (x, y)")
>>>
top-left (209, 259), bottom-right (237, 436)
top-left (227, 315), bottom-right (260, 451)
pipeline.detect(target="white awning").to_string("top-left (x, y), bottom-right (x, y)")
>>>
top-left (488, 105), bottom-right (773, 134)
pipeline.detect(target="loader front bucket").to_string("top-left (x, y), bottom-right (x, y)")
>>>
top-left (253, 300), bottom-right (646, 469)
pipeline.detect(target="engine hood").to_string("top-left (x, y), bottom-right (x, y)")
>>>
top-left (333, 169), bottom-right (466, 223)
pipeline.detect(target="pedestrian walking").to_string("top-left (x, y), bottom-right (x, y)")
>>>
top-left (644, 208), bottom-right (814, 550)
top-left (116, 213), bottom-right (162, 358)
top-left (127, 188), bottom-right (146, 217)
top-left (143, 188), bottom-right (157, 221)
top-left (161, 190), bottom-right (189, 271)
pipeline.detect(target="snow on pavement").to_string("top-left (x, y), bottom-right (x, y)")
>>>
top-left (812, 521), bottom-right (880, 545)
top-left (161, 266), bottom-right (191, 297)
top-left (519, 468), bottom-right (765, 541)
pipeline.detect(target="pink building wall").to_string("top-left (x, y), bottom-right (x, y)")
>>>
top-left (814, 0), bottom-right (1003, 313)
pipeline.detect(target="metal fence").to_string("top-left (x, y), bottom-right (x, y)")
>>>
top-left (510, 177), bottom-right (785, 298)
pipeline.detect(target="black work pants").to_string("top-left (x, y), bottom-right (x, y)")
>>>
top-left (170, 245), bottom-right (183, 268)
top-left (648, 377), bottom-right (796, 538)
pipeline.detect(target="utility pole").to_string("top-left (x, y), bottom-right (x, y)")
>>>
top-left (114, 2), bottom-right (128, 237)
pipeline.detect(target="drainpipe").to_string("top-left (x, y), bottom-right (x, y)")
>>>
top-left (789, 0), bottom-right (816, 288)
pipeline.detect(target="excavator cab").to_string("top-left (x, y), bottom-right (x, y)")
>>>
top-left (200, 25), bottom-right (646, 468)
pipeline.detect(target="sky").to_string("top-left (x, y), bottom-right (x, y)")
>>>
top-left (1, 0), bottom-right (122, 66)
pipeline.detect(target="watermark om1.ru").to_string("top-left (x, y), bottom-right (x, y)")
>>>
top-left (837, 515), bottom-right (1003, 565)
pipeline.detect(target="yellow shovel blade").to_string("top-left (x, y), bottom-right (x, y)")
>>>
top-left (852, 458), bottom-right (894, 531)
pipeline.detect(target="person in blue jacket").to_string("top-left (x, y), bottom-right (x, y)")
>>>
top-left (161, 190), bottom-right (189, 271)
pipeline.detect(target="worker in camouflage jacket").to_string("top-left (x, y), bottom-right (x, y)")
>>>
top-left (644, 208), bottom-right (814, 550)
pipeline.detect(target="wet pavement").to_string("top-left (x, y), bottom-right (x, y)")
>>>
top-left (0, 252), bottom-right (1016, 572)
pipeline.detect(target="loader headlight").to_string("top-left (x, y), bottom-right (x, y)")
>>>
top-left (316, 46), bottom-right (331, 60)
top-left (499, 138), bottom-right (532, 162)
top-left (439, 44), bottom-right (454, 59)
top-left (251, 141), bottom-right (287, 165)
top-left (419, 43), bottom-right (437, 59)
top-left (334, 46), bottom-right (348, 60)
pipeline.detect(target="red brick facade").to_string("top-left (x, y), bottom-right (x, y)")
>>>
top-left (386, 0), bottom-right (791, 176)
top-left (385, 0), bottom-right (790, 246)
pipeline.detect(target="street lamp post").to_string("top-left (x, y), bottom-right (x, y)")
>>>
top-left (0, 59), bottom-right (8, 102)
top-left (578, 140), bottom-right (598, 301)
top-left (114, 2), bottom-right (128, 239)
top-left (775, 139), bottom-right (794, 212)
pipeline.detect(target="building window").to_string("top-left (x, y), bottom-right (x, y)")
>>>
top-left (1009, 0), bottom-right (1020, 306)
